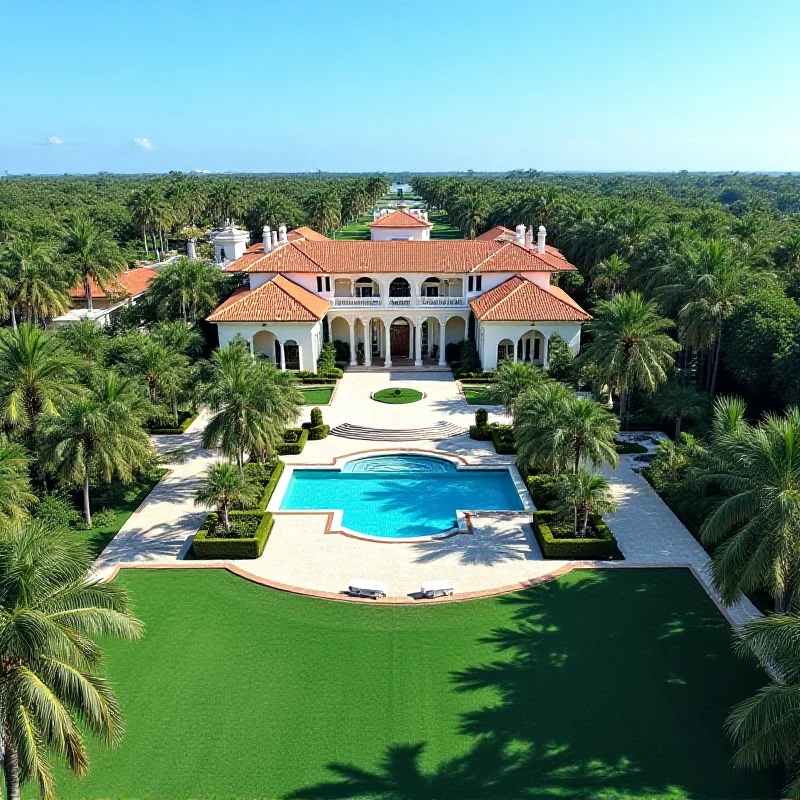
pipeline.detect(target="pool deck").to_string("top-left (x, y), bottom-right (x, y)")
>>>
top-left (95, 371), bottom-right (759, 626)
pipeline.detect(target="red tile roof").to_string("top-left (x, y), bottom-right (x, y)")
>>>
top-left (68, 267), bottom-right (158, 299)
top-left (476, 225), bottom-right (567, 260)
top-left (470, 276), bottom-right (590, 322)
top-left (226, 240), bottom-right (577, 275)
top-left (208, 275), bottom-right (330, 323)
top-left (367, 210), bottom-right (432, 228)
top-left (290, 226), bottom-right (329, 241)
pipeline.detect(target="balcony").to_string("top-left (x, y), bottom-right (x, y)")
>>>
top-left (329, 295), bottom-right (466, 309)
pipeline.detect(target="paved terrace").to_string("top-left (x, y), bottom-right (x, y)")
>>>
top-left (96, 371), bottom-right (758, 627)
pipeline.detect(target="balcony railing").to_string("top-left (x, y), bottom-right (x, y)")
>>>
top-left (329, 296), bottom-right (466, 309)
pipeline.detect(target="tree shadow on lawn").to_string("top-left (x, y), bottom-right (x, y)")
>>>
top-left (290, 570), bottom-right (779, 800)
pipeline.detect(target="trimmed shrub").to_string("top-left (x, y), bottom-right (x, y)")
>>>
top-left (276, 427), bottom-right (309, 455)
top-left (319, 368), bottom-right (344, 379)
top-left (469, 408), bottom-right (493, 440)
top-left (317, 340), bottom-right (337, 373)
top-left (296, 377), bottom-right (337, 385)
top-left (147, 410), bottom-right (198, 435)
top-left (531, 510), bottom-right (617, 560)
top-left (458, 372), bottom-right (497, 383)
top-left (614, 439), bottom-right (649, 454)
top-left (301, 407), bottom-right (330, 440)
top-left (310, 407), bottom-right (323, 426)
top-left (193, 511), bottom-right (273, 559)
top-left (491, 425), bottom-right (517, 454)
top-left (525, 474), bottom-right (560, 510)
top-left (475, 407), bottom-right (488, 427)
top-left (258, 460), bottom-right (285, 511)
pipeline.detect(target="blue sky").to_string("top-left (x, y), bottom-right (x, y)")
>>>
top-left (1, 0), bottom-right (799, 174)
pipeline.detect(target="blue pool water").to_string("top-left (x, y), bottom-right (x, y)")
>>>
top-left (280, 455), bottom-right (523, 538)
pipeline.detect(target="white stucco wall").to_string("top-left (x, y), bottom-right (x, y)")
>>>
top-left (216, 321), bottom-right (322, 373)
top-left (478, 321), bottom-right (581, 371)
top-left (370, 227), bottom-right (431, 241)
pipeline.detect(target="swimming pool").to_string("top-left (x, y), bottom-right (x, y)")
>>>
top-left (278, 454), bottom-right (525, 539)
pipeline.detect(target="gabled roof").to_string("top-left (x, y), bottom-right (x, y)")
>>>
top-left (207, 275), bottom-right (330, 323)
top-left (367, 210), bottom-right (432, 228)
top-left (470, 276), bottom-right (590, 322)
top-left (68, 267), bottom-right (158, 300)
top-left (476, 225), bottom-right (568, 261)
top-left (288, 226), bottom-right (329, 241)
top-left (225, 240), bottom-right (577, 275)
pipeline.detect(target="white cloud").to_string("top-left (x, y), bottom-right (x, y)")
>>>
top-left (47, 136), bottom-right (63, 145)
top-left (133, 137), bottom-right (155, 151)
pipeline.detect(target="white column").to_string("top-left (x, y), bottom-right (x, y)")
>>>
top-left (542, 335), bottom-right (550, 370)
top-left (438, 317), bottom-right (447, 366)
top-left (384, 319), bottom-right (392, 367)
top-left (348, 318), bottom-right (357, 366)
top-left (414, 318), bottom-right (423, 366)
top-left (361, 319), bottom-right (372, 366)
top-left (297, 344), bottom-right (304, 372)
top-left (249, 336), bottom-right (256, 360)
top-left (279, 340), bottom-right (286, 371)
top-left (513, 338), bottom-right (518, 363)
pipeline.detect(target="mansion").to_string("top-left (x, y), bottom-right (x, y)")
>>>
top-left (207, 211), bottom-right (590, 372)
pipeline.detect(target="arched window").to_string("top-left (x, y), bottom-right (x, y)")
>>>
top-left (389, 277), bottom-right (411, 297)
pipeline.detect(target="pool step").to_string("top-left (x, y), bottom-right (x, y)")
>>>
top-left (331, 421), bottom-right (468, 441)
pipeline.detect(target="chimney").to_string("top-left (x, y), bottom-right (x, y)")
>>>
top-left (263, 226), bottom-right (271, 252)
top-left (278, 225), bottom-right (287, 243)
top-left (525, 226), bottom-right (533, 249)
top-left (270, 230), bottom-right (278, 250)
top-left (537, 225), bottom-right (547, 253)
top-left (515, 224), bottom-right (526, 245)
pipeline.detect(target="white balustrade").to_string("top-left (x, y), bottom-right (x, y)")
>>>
top-left (330, 296), bottom-right (381, 307)
top-left (328, 295), bottom-right (466, 309)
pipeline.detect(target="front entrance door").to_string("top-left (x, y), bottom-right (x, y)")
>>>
top-left (390, 320), bottom-right (410, 358)
top-left (284, 343), bottom-right (300, 370)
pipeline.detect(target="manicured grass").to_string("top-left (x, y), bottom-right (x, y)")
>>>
top-left (372, 387), bottom-right (424, 404)
top-left (301, 386), bottom-right (334, 405)
top-left (47, 568), bottom-right (777, 800)
top-left (333, 213), bottom-right (371, 240)
top-left (429, 209), bottom-right (464, 239)
top-left (462, 384), bottom-right (496, 405)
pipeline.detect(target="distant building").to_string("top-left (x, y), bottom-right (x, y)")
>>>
top-left (53, 267), bottom-right (158, 326)
top-left (367, 209), bottom-right (432, 241)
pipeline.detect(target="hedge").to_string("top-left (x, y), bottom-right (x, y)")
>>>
top-left (296, 378), bottom-right (337, 386)
top-left (531, 510), bottom-right (618, 560)
top-left (614, 440), bottom-right (649, 455)
top-left (257, 460), bottom-right (284, 511)
top-left (469, 425), bottom-right (493, 441)
top-left (276, 427), bottom-right (308, 455)
top-left (491, 425), bottom-right (517, 454)
top-left (193, 511), bottom-right (274, 559)
top-left (320, 367), bottom-right (344, 379)
top-left (525, 474), bottom-right (559, 509)
top-left (147, 411), bottom-right (198, 435)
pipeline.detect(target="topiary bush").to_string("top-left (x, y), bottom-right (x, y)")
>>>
top-left (469, 407), bottom-right (494, 440)
top-left (303, 407), bottom-right (330, 440)
top-left (475, 408), bottom-right (488, 427)
top-left (491, 425), bottom-right (517, 454)
top-left (192, 511), bottom-right (274, 559)
top-left (276, 428), bottom-right (309, 455)
top-left (317, 341), bottom-right (337, 373)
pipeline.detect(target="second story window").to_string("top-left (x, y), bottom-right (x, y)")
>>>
top-left (476, 276), bottom-right (482, 291)
top-left (325, 277), bottom-right (331, 292)
top-left (468, 276), bottom-right (474, 292)
top-left (316, 276), bottom-right (323, 292)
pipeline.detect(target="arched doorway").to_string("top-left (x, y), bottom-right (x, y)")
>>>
top-left (283, 339), bottom-right (300, 370)
top-left (390, 318), bottom-right (410, 358)
top-left (497, 338), bottom-right (514, 364)
top-left (389, 277), bottom-right (411, 298)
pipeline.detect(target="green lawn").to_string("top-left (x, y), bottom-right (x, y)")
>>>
top-left (462, 384), bottom-right (496, 405)
top-left (333, 214), bottom-right (371, 240)
top-left (372, 387), bottom-right (424, 404)
top-left (47, 568), bottom-right (777, 800)
top-left (429, 210), bottom-right (464, 239)
top-left (301, 386), bottom-right (334, 405)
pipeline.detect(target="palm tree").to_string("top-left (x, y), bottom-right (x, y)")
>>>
top-left (654, 381), bottom-right (707, 438)
top-left (700, 401), bottom-right (800, 611)
top-left (121, 338), bottom-right (189, 412)
top-left (580, 292), bottom-right (679, 420)
top-left (0, 441), bottom-right (36, 521)
top-left (514, 381), bottom-right (575, 475)
top-left (40, 376), bottom-right (152, 526)
top-left (0, 520), bottom-right (143, 800)
top-left (303, 190), bottom-right (342, 235)
top-left (592, 254), bottom-right (629, 299)
top-left (555, 396), bottom-right (620, 474)
top-left (247, 191), bottom-right (300, 233)
top-left (724, 612), bottom-right (800, 797)
top-left (657, 239), bottom-right (754, 398)
top-left (555, 468), bottom-right (617, 537)
top-left (128, 185), bottom-right (170, 258)
top-left (452, 188), bottom-right (490, 238)
top-left (62, 215), bottom-right (126, 311)
top-left (1, 232), bottom-right (70, 325)
top-left (55, 318), bottom-right (108, 364)
top-left (486, 360), bottom-right (547, 418)
top-left (194, 461), bottom-right (261, 532)
top-left (0, 324), bottom-right (77, 437)
top-left (365, 176), bottom-right (389, 205)
top-left (147, 257), bottom-right (222, 323)
top-left (199, 343), bottom-right (301, 470)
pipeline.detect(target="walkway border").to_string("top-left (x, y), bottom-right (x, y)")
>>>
top-left (99, 559), bottom-right (742, 624)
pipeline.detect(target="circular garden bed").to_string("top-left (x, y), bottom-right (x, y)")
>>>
top-left (371, 387), bottom-right (425, 404)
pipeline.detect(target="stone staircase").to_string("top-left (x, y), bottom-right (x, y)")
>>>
top-left (330, 421), bottom-right (468, 441)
